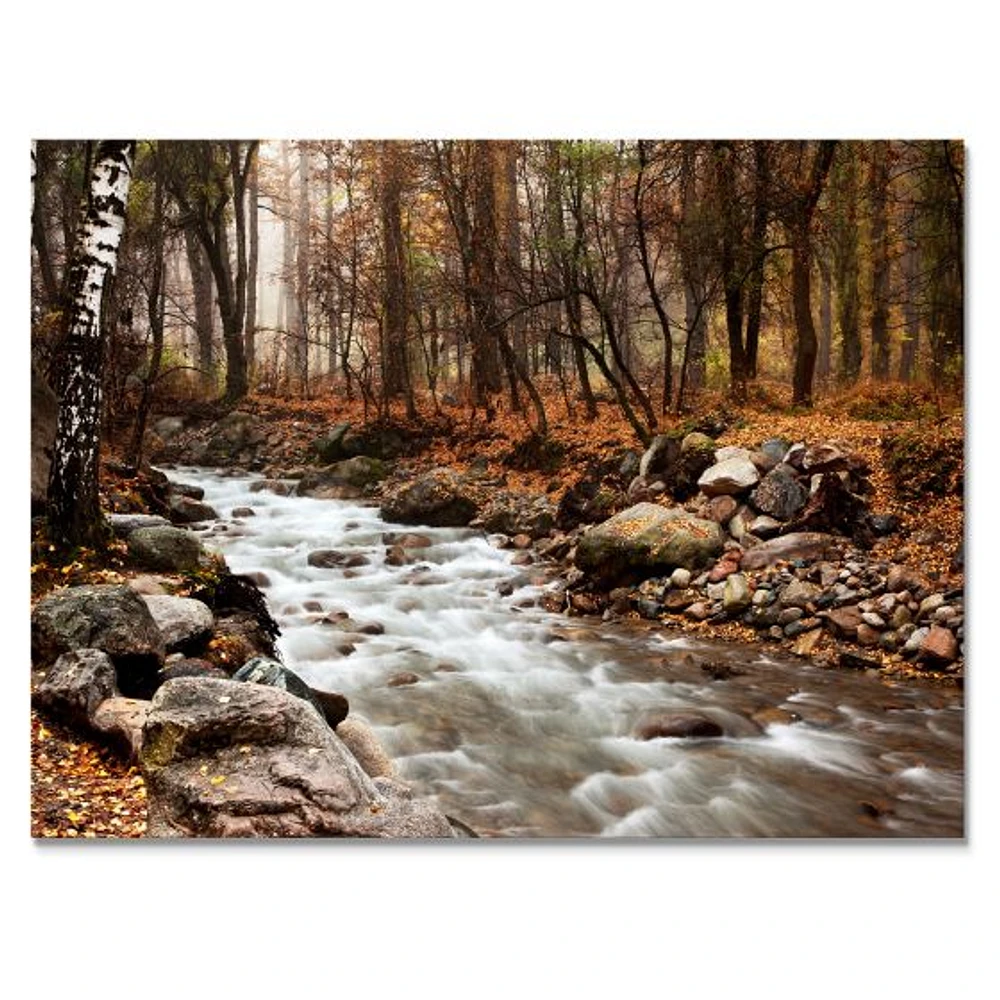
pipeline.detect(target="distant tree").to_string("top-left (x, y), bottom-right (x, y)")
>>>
top-left (46, 140), bottom-right (135, 552)
top-left (868, 141), bottom-right (891, 379)
top-left (829, 143), bottom-right (862, 383)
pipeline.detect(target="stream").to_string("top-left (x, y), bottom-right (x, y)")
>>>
top-left (167, 467), bottom-right (964, 839)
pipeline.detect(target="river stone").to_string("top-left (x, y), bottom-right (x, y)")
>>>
top-left (168, 494), bottom-right (219, 523)
top-left (139, 678), bottom-right (454, 838)
top-left (739, 532), bottom-right (844, 571)
top-left (232, 506), bottom-right (255, 518)
top-left (574, 503), bottom-right (726, 585)
top-left (32, 649), bottom-right (119, 730)
top-left (160, 658), bottom-right (230, 682)
top-left (697, 457), bottom-right (760, 497)
top-left (127, 525), bottom-right (205, 572)
top-left (713, 446), bottom-right (754, 464)
top-left (309, 688), bottom-right (350, 729)
top-left (381, 469), bottom-right (478, 527)
top-left (31, 584), bottom-right (166, 698)
top-left (141, 595), bottom-right (214, 654)
top-left (779, 579), bottom-right (822, 609)
top-left (388, 671), bottom-right (421, 687)
top-left (723, 573), bottom-right (751, 613)
top-left (232, 655), bottom-right (335, 724)
top-left (633, 712), bottom-right (724, 740)
top-left (336, 716), bottom-right (397, 779)
top-left (670, 567), bottom-right (692, 589)
top-left (298, 456), bottom-right (388, 498)
top-left (822, 604), bottom-right (864, 639)
top-left (917, 625), bottom-right (959, 666)
top-left (107, 513), bottom-right (173, 538)
top-left (749, 514), bottom-right (782, 538)
top-left (749, 466), bottom-right (808, 521)
top-left (708, 495), bottom-right (739, 525)
top-left (311, 422), bottom-right (353, 463)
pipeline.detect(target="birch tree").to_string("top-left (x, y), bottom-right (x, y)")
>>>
top-left (46, 140), bottom-right (135, 552)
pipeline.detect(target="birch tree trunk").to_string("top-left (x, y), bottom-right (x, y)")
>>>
top-left (47, 140), bottom-right (135, 552)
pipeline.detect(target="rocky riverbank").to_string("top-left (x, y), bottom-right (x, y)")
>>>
top-left (144, 404), bottom-right (963, 687)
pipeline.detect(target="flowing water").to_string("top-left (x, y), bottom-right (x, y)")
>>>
top-left (168, 467), bottom-right (964, 839)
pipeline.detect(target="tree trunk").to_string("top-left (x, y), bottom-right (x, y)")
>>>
top-left (899, 205), bottom-right (920, 382)
top-left (296, 143), bottom-right (311, 396)
top-left (246, 153), bottom-right (259, 382)
top-left (744, 141), bottom-right (770, 379)
top-left (869, 141), bottom-right (891, 379)
top-left (380, 141), bottom-right (413, 413)
top-left (713, 141), bottom-right (747, 399)
top-left (817, 255), bottom-right (832, 383)
top-left (47, 140), bottom-right (135, 552)
top-left (184, 226), bottom-right (215, 392)
top-left (833, 146), bottom-right (862, 383)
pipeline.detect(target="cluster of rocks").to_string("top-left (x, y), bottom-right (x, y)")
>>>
top-left (526, 434), bottom-right (964, 677)
top-left (31, 507), bottom-right (462, 838)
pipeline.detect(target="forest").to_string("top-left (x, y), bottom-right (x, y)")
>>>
top-left (29, 138), bottom-right (965, 844)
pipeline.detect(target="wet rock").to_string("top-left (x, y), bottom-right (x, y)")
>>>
top-left (791, 628), bottom-right (823, 657)
top-left (381, 469), bottom-right (478, 527)
top-left (248, 478), bottom-right (295, 496)
top-left (633, 712), bottom-right (724, 740)
top-left (232, 506), bottom-right (255, 518)
top-left (168, 494), bottom-right (219, 523)
top-left (751, 705), bottom-right (801, 727)
top-left (574, 502), bottom-right (725, 585)
top-left (32, 649), bottom-right (119, 730)
top-left (309, 688), bottom-right (350, 729)
top-left (127, 525), bottom-right (205, 573)
top-left (141, 595), bottom-right (214, 655)
top-left (336, 716), bottom-right (396, 778)
top-left (107, 513), bottom-right (173, 538)
top-left (140, 678), bottom-right (454, 838)
top-left (298, 456), bottom-right (388, 498)
top-left (387, 672), bottom-right (421, 687)
top-left (697, 457), bottom-right (760, 497)
top-left (308, 549), bottom-right (349, 568)
top-left (32, 584), bottom-right (166, 698)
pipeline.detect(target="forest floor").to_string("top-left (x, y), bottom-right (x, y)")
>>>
top-left (29, 378), bottom-right (965, 838)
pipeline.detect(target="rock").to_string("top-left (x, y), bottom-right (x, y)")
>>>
top-left (723, 573), bottom-right (751, 614)
top-left (855, 623), bottom-right (881, 646)
top-left (574, 503), bottom-right (726, 586)
top-left (556, 479), bottom-right (624, 530)
top-left (159, 658), bottom-right (230, 682)
top-left (708, 495), bottom-right (739, 525)
top-left (633, 712), bottom-right (724, 740)
top-left (298, 456), bottom-right (388, 498)
top-left (739, 532), bottom-right (844, 571)
top-left (168, 495), bottom-right (219, 523)
top-left (107, 513), bottom-right (173, 537)
top-left (141, 595), bottom-right (214, 654)
top-left (822, 604), bottom-right (864, 639)
top-left (791, 628), bottom-right (823, 657)
top-left (839, 651), bottom-right (882, 671)
top-left (309, 689), bottom-right (350, 729)
top-left (670, 567), bottom-right (692, 589)
top-left (639, 434), bottom-right (682, 479)
top-left (749, 465), bottom-right (809, 521)
top-left (751, 705), bottom-right (801, 727)
top-left (336, 716), bottom-right (396, 778)
top-left (917, 593), bottom-right (946, 620)
top-left (127, 525), bottom-right (205, 572)
top-left (779, 579), bottom-right (822, 609)
top-left (140, 678), bottom-right (454, 838)
top-left (311, 422), bottom-right (353, 463)
top-left (902, 627), bottom-right (931, 657)
top-left (387, 672), bottom-right (421, 687)
top-left (697, 457), bottom-right (760, 497)
top-left (748, 514), bottom-right (782, 538)
top-left (917, 626), bottom-right (959, 666)
top-left (708, 555), bottom-right (741, 583)
top-left (232, 506), bottom-right (255, 518)
top-left (201, 411), bottom-right (266, 463)
top-left (714, 445), bottom-right (754, 464)
top-left (248, 478), bottom-right (295, 496)
top-left (308, 549), bottom-right (349, 568)
top-left (91, 697), bottom-right (151, 759)
top-left (886, 564), bottom-right (931, 596)
top-left (231, 655), bottom-right (335, 724)
top-left (32, 649), bottom-right (119, 730)
top-left (153, 416), bottom-right (186, 441)
top-left (32, 585), bottom-right (166, 698)
top-left (759, 438), bottom-right (791, 466)
top-left (684, 601), bottom-right (712, 621)
top-left (861, 612), bottom-right (886, 629)
top-left (381, 469), bottom-right (478, 527)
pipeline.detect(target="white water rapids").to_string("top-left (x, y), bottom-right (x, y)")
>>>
top-left (168, 467), bottom-right (964, 839)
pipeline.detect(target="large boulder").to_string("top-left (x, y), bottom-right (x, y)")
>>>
top-left (297, 456), bottom-right (388, 499)
top-left (141, 595), bottom-right (214, 654)
top-left (311, 422), bottom-right (353, 464)
top-left (31, 585), bottom-right (166, 698)
top-left (127, 525), bottom-right (205, 572)
top-left (381, 469), bottom-right (478, 527)
top-left (139, 678), bottom-right (455, 838)
top-left (168, 495), bottom-right (219, 524)
top-left (201, 411), bottom-right (266, 463)
top-left (480, 491), bottom-right (557, 538)
top-left (107, 513), bottom-right (172, 538)
top-left (574, 503), bottom-right (725, 585)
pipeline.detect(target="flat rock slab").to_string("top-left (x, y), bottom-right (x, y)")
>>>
top-left (738, 532), bottom-right (845, 570)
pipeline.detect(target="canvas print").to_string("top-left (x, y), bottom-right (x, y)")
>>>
top-left (30, 139), bottom-right (964, 839)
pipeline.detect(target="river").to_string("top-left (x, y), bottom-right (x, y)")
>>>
top-left (167, 466), bottom-right (964, 839)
